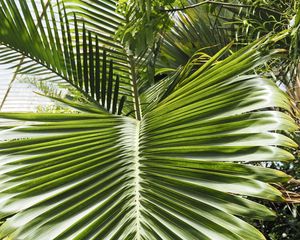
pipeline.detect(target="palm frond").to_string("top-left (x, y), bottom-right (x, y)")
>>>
top-left (0, 0), bottom-right (129, 114)
top-left (204, 0), bottom-right (300, 88)
top-left (0, 38), bottom-right (298, 239)
top-left (157, 2), bottom-right (232, 71)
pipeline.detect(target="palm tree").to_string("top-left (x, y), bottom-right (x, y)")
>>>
top-left (0, 0), bottom-right (298, 239)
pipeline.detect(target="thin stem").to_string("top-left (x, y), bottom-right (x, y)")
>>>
top-left (0, 0), bottom-right (51, 111)
top-left (161, 0), bottom-right (281, 15)
top-left (1, 42), bottom-right (107, 113)
top-left (129, 54), bottom-right (142, 120)
top-left (133, 120), bottom-right (141, 239)
top-left (0, 0), bottom-right (109, 114)
top-left (0, 65), bottom-right (19, 111)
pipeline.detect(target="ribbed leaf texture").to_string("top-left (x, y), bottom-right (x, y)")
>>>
top-left (0, 45), bottom-right (298, 240)
top-left (0, 0), bottom-right (298, 239)
top-left (0, 0), bottom-right (131, 115)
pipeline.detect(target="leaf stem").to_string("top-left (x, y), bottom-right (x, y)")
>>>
top-left (161, 0), bottom-right (281, 15)
top-left (0, 0), bottom-right (51, 111)
top-left (0, 41), bottom-right (107, 113)
top-left (133, 120), bottom-right (141, 239)
top-left (128, 54), bottom-right (142, 120)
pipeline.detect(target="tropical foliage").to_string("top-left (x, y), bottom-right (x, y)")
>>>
top-left (0, 0), bottom-right (299, 239)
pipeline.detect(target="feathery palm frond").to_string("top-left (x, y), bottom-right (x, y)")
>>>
top-left (0, 27), bottom-right (298, 239)
top-left (0, 0), bottom-right (130, 115)
top-left (157, 4), bottom-right (232, 71)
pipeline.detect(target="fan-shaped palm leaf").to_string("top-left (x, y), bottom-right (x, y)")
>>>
top-left (0, 27), bottom-right (298, 239)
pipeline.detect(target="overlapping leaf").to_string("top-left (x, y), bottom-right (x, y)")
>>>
top-left (0, 0), bottom-right (131, 114)
top-left (157, 1), bottom-right (232, 71)
top-left (0, 37), bottom-right (298, 239)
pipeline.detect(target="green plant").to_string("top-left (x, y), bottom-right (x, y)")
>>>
top-left (0, 1), bottom-right (298, 239)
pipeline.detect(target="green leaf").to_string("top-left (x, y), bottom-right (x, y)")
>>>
top-left (0, 0), bottom-right (130, 114)
top-left (0, 38), bottom-right (297, 239)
